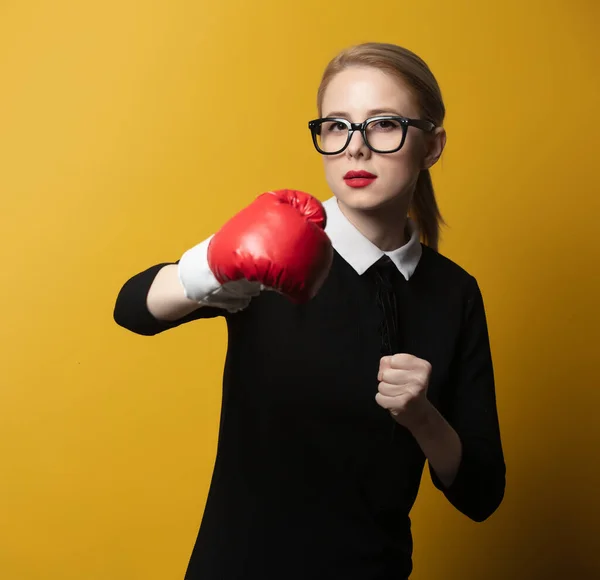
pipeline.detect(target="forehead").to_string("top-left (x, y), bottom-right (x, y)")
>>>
top-left (321, 66), bottom-right (419, 119)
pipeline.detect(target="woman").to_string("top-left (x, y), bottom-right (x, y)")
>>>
top-left (114, 42), bottom-right (506, 580)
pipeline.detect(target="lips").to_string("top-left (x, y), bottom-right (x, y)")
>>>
top-left (344, 170), bottom-right (377, 179)
top-left (343, 170), bottom-right (377, 188)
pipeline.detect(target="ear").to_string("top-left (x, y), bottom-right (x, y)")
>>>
top-left (422, 126), bottom-right (446, 170)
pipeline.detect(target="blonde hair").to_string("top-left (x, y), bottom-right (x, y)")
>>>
top-left (317, 42), bottom-right (446, 250)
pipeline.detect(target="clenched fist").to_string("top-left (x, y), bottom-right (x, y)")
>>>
top-left (376, 354), bottom-right (433, 431)
top-left (207, 190), bottom-right (333, 304)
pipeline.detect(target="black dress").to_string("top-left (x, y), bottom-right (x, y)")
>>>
top-left (113, 244), bottom-right (506, 580)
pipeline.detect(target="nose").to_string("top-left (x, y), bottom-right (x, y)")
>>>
top-left (345, 129), bottom-right (371, 159)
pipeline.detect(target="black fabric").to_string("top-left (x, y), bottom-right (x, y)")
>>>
top-left (113, 245), bottom-right (506, 580)
top-left (368, 255), bottom-right (402, 356)
top-left (113, 261), bottom-right (224, 335)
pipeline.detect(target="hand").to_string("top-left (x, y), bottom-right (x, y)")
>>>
top-left (376, 354), bottom-right (433, 431)
top-left (207, 190), bottom-right (333, 303)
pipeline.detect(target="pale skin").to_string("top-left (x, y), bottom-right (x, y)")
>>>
top-left (320, 66), bottom-right (461, 488)
top-left (147, 263), bottom-right (201, 321)
top-left (378, 355), bottom-right (462, 488)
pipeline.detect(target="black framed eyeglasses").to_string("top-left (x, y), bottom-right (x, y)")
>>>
top-left (307, 115), bottom-right (435, 155)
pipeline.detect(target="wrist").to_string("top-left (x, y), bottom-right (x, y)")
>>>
top-left (177, 236), bottom-right (262, 311)
top-left (402, 398), bottom-right (436, 436)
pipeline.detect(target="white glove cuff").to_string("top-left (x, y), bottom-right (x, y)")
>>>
top-left (177, 236), bottom-right (221, 302)
top-left (177, 236), bottom-right (262, 312)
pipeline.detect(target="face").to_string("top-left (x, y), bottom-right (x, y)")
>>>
top-left (319, 66), bottom-right (445, 214)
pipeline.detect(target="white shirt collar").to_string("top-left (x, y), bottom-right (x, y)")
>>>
top-left (323, 196), bottom-right (422, 280)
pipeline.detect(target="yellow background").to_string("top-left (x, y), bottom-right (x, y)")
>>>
top-left (1, 0), bottom-right (599, 578)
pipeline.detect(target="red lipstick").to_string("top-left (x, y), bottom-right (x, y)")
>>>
top-left (343, 170), bottom-right (377, 188)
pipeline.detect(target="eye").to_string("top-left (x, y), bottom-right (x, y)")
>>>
top-left (370, 119), bottom-right (402, 131)
top-left (326, 121), bottom-right (347, 132)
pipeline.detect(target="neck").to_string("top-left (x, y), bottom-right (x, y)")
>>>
top-left (337, 196), bottom-right (411, 252)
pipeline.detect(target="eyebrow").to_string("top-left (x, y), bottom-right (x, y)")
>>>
top-left (323, 108), bottom-right (405, 118)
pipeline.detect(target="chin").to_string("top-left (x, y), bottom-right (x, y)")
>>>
top-left (334, 186), bottom-right (402, 213)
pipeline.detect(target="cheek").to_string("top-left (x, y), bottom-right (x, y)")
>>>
top-left (380, 153), bottom-right (418, 183)
top-left (382, 138), bottom-right (424, 179)
top-left (402, 131), bottom-right (426, 167)
top-left (322, 157), bottom-right (341, 188)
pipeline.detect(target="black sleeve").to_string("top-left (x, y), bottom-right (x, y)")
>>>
top-left (429, 275), bottom-right (506, 521)
top-left (113, 262), bottom-right (225, 336)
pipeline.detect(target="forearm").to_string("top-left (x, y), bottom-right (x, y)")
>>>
top-left (114, 262), bottom-right (206, 336)
top-left (409, 276), bottom-right (506, 521)
top-left (409, 399), bottom-right (505, 522)
top-left (147, 264), bottom-right (203, 321)
top-left (114, 249), bottom-right (259, 336)
top-left (406, 401), bottom-right (462, 488)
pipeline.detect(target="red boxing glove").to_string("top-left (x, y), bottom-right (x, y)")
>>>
top-left (207, 190), bottom-right (333, 303)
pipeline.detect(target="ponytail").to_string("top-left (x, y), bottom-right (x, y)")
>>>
top-left (410, 169), bottom-right (445, 251)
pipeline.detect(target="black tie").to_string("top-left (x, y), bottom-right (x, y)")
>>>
top-left (369, 255), bottom-right (401, 356)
